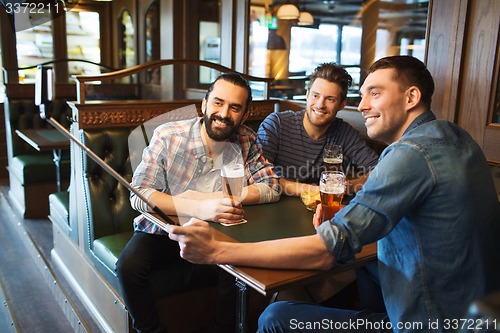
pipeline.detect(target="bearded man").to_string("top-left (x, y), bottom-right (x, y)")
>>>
top-left (117, 73), bottom-right (280, 333)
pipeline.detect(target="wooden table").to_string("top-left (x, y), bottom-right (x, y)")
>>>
top-left (145, 196), bottom-right (377, 333)
top-left (15, 128), bottom-right (70, 192)
top-left (210, 196), bottom-right (377, 332)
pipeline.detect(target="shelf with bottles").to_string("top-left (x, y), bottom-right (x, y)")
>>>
top-left (18, 67), bottom-right (38, 84)
top-left (16, 21), bottom-right (53, 41)
top-left (16, 20), bottom-right (54, 73)
top-left (65, 10), bottom-right (82, 34)
top-left (67, 41), bottom-right (100, 60)
top-left (66, 11), bottom-right (100, 35)
top-left (17, 19), bottom-right (53, 35)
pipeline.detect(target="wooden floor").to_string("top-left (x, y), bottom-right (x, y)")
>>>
top-left (0, 181), bottom-right (100, 333)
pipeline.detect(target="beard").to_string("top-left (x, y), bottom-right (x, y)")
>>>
top-left (203, 111), bottom-right (239, 141)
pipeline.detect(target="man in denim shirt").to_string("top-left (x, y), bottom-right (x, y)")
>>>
top-left (167, 56), bottom-right (500, 332)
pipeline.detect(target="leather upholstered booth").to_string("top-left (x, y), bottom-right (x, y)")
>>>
top-left (4, 83), bottom-right (73, 218)
top-left (80, 127), bottom-right (137, 277)
top-left (4, 60), bottom-right (119, 219)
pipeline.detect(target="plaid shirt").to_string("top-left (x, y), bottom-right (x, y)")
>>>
top-left (131, 117), bottom-right (280, 234)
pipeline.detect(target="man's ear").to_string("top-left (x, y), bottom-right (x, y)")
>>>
top-left (201, 98), bottom-right (207, 114)
top-left (406, 86), bottom-right (421, 111)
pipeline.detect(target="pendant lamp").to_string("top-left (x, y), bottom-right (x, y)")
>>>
top-left (276, 4), bottom-right (300, 20)
top-left (298, 11), bottom-right (314, 25)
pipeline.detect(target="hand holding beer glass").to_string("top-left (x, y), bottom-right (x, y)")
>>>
top-left (319, 171), bottom-right (346, 222)
top-left (221, 163), bottom-right (244, 206)
top-left (220, 163), bottom-right (247, 226)
top-left (323, 144), bottom-right (343, 172)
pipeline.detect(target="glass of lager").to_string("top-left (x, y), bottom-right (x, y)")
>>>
top-left (221, 163), bottom-right (245, 206)
top-left (323, 144), bottom-right (343, 172)
top-left (319, 171), bottom-right (346, 221)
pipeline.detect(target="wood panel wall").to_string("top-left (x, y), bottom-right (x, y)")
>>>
top-left (426, 0), bottom-right (468, 123)
top-left (457, 0), bottom-right (500, 163)
top-left (427, 0), bottom-right (500, 164)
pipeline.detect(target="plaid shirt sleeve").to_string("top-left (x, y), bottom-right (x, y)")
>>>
top-left (131, 119), bottom-right (200, 234)
top-left (132, 128), bottom-right (169, 193)
top-left (131, 119), bottom-right (200, 197)
top-left (239, 127), bottom-right (281, 200)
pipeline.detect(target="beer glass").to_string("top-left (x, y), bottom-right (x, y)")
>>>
top-left (221, 163), bottom-right (245, 206)
top-left (319, 171), bottom-right (345, 221)
top-left (323, 144), bottom-right (343, 172)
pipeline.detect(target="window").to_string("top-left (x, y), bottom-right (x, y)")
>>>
top-left (199, 21), bottom-right (220, 83)
top-left (253, 0), bottom-right (429, 103)
top-left (118, 10), bottom-right (135, 69)
top-left (289, 25), bottom-right (339, 75)
top-left (16, 20), bottom-right (53, 83)
top-left (184, 0), bottom-right (220, 88)
top-left (145, 0), bottom-right (160, 64)
top-left (67, 10), bottom-right (101, 75)
top-left (249, 20), bottom-right (269, 78)
top-left (289, 24), bottom-right (426, 91)
top-left (145, 0), bottom-right (160, 84)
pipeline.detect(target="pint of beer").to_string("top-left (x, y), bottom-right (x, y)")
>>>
top-left (319, 171), bottom-right (345, 221)
top-left (221, 163), bottom-right (245, 206)
top-left (323, 144), bottom-right (343, 172)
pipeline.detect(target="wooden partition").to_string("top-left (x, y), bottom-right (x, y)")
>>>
top-left (72, 98), bottom-right (281, 130)
top-left (73, 59), bottom-right (273, 104)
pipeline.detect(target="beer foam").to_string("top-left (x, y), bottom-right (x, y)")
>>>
top-left (321, 184), bottom-right (344, 195)
top-left (323, 157), bottom-right (343, 164)
top-left (221, 164), bottom-right (244, 178)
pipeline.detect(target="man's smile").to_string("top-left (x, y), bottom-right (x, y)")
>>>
top-left (213, 118), bottom-right (230, 127)
top-left (363, 113), bottom-right (380, 127)
top-left (311, 108), bottom-right (330, 117)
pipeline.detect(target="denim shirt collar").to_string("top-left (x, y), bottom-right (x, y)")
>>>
top-left (402, 110), bottom-right (436, 137)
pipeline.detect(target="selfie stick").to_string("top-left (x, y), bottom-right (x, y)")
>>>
top-left (35, 65), bottom-right (177, 228)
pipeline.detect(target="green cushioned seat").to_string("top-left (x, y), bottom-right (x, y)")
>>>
top-left (93, 231), bottom-right (134, 271)
top-left (10, 154), bottom-right (71, 184)
top-left (49, 191), bottom-right (69, 226)
top-left (5, 97), bottom-right (73, 218)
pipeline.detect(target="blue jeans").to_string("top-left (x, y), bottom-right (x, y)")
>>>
top-left (258, 301), bottom-right (391, 333)
top-left (355, 263), bottom-right (386, 313)
top-left (258, 262), bottom-right (390, 333)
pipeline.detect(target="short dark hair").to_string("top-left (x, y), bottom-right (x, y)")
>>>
top-left (309, 63), bottom-right (353, 101)
top-left (368, 56), bottom-right (435, 110)
top-left (205, 72), bottom-right (253, 112)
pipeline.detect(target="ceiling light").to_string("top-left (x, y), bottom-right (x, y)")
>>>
top-left (276, 4), bottom-right (300, 20)
top-left (298, 11), bottom-right (314, 26)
